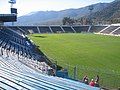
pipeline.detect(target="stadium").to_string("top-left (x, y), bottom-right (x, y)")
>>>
top-left (0, 0), bottom-right (120, 90)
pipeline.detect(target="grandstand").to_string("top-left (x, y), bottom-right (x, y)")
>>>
top-left (99, 26), bottom-right (119, 34)
top-left (18, 26), bottom-right (39, 34)
top-left (50, 26), bottom-right (64, 33)
top-left (72, 25), bottom-right (89, 33)
top-left (112, 28), bottom-right (120, 35)
top-left (5, 25), bottom-right (120, 36)
top-left (62, 26), bottom-right (75, 33)
top-left (1, 24), bottom-right (120, 89)
top-left (38, 26), bottom-right (52, 33)
top-left (0, 26), bottom-right (101, 89)
top-left (89, 25), bottom-right (107, 33)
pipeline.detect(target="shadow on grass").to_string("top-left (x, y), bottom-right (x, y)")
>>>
top-left (34, 36), bottom-right (47, 38)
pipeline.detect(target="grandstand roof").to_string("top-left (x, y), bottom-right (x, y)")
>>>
top-left (111, 23), bottom-right (120, 26)
top-left (0, 14), bottom-right (17, 22)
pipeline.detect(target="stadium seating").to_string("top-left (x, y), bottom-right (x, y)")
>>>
top-left (72, 26), bottom-right (89, 33)
top-left (0, 56), bottom-right (99, 90)
top-left (62, 26), bottom-right (74, 33)
top-left (50, 26), bottom-right (64, 33)
top-left (0, 65), bottom-right (100, 89)
top-left (100, 26), bottom-right (119, 34)
top-left (0, 26), bottom-right (100, 89)
top-left (90, 26), bottom-right (107, 33)
top-left (4, 25), bottom-right (120, 36)
top-left (7, 26), bottom-right (22, 34)
top-left (112, 28), bottom-right (120, 35)
top-left (0, 27), bottom-right (45, 62)
top-left (39, 26), bottom-right (52, 33)
top-left (18, 26), bottom-right (39, 34)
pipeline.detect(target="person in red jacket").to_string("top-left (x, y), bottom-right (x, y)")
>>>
top-left (89, 79), bottom-right (95, 86)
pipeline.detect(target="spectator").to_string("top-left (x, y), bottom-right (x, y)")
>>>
top-left (89, 79), bottom-right (95, 86)
top-left (52, 69), bottom-right (56, 76)
top-left (82, 75), bottom-right (89, 84)
top-left (82, 75), bottom-right (87, 82)
top-left (94, 81), bottom-right (100, 87)
top-left (94, 75), bottom-right (100, 87)
top-left (48, 68), bottom-right (55, 76)
top-left (84, 78), bottom-right (89, 85)
top-left (95, 75), bottom-right (99, 83)
top-left (45, 66), bottom-right (48, 74)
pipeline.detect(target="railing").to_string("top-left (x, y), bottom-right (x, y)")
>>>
top-left (51, 59), bottom-right (120, 89)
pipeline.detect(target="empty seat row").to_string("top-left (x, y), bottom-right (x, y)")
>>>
top-left (90, 26), bottom-right (107, 33)
top-left (0, 58), bottom-right (99, 90)
top-left (7, 25), bottom-right (120, 35)
top-left (0, 28), bottom-right (42, 61)
top-left (100, 26), bottom-right (119, 34)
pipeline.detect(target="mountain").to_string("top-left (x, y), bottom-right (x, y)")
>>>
top-left (87, 0), bottom-right (120, 24)
top-left (15, 3), bottom-right (109, 25)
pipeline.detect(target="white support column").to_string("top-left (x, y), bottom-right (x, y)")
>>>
top-left (71, 26), bottom-right (76, 33)
top-left (88, 25), bottom-right (91, 32)
top-left (110, 27), bottom-right (120, 34)
top-left (49, 26), bottom-right (53, 33)
top-left (99, 25), bottom-right (111, 33)
top-left (60, 26), bottom-right (65, 33)
top-left (37, 26), bottom-right (41, 33)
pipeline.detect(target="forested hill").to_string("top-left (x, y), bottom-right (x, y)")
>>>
top-left (15, 3), bottom-right (108, 25)
top-left (13, 0), bottom-right (120, 25)
top-left (89, 0), bottom-right (120, 24)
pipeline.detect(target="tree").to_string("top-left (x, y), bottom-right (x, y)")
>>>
top-left (62, 17), bottom-right (75, 25)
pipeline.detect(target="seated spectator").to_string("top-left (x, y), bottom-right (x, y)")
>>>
top-left (82, 75), bottom-right (87, 82)
top-left (82, 75), bottom-right (89, 84)
top-left (89, 79), bottom-right (95, 86)
top-left (48, 68), bottom-right (55, 76)
top-left (95, 75), bottom-right (99, 83)
top-left (84, 78), bottom-right (89, 85)
top-left (94, 75), bottom-right (100, 87)
top-left (94, 81), bottom-right (100, 87)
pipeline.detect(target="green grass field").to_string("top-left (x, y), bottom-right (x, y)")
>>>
top-left (29, 33), bottom-right (120, 89)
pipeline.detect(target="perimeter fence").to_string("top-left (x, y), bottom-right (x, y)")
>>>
top-left (51, 59), bottom-right (120, 89)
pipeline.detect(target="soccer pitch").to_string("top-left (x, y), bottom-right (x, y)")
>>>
top-left (29, 33), bottom-right (120, 88)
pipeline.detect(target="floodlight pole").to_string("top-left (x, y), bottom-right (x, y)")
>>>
top-left (10, 3), bottom-right (13, 8)
top-left (8, 0), bottom-right (16, 26)
top-left (9, 0), bottom-right (16, 8)
top-left (11, 3), bottom-right (14, 26)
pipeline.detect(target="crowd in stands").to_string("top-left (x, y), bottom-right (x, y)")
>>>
top-left (82, 75), bottom-right (100, 88)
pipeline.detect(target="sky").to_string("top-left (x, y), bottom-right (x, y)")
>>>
top-left (0, 0), bottom-right (114, 16)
